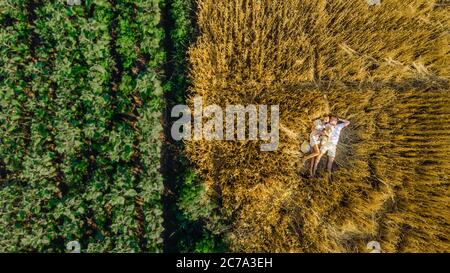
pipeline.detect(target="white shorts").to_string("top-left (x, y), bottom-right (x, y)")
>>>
top-left (309, 132), bottom-right (320, 146)
top-left (320, 142), bottom-right (337, 158)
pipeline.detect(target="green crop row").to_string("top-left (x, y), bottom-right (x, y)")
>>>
top-left (0, 0), bottom-right (165, 252)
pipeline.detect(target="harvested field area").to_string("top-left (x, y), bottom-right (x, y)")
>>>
top-left (186, 0), bottom-right (450, 252)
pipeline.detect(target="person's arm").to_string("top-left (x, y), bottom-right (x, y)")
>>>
top-left (338, 118), bottom-right (350, 127)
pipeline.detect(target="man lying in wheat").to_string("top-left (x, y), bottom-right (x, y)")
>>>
top-left (312, 116), bottom-right (351, 177)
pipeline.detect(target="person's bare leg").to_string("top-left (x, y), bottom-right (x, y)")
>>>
top-left (327, 157), bottom-right (335, 174)
top-left (309, 156), bottom-right (315, 177)
top-left (313, 153), bottom-right (324, 176)
top-left (326, 156), bottom-right (335, 181)
top-left (302, 145), bottom-right (320, 164)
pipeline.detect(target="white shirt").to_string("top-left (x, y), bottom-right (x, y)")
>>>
top-left (330, 123), bottom-right (345, 145)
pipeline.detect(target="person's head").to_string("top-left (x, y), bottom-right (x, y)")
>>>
top-left (322, 115), bottom-right (330, 123)
top-left (329, 116), bottom-right (338, 125)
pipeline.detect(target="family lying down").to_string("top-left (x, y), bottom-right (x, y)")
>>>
top-left (301, 115), bottom-right (350, 177)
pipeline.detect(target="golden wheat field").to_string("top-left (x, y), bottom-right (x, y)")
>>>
top-left (185, 0), bottom-right (450, 252)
